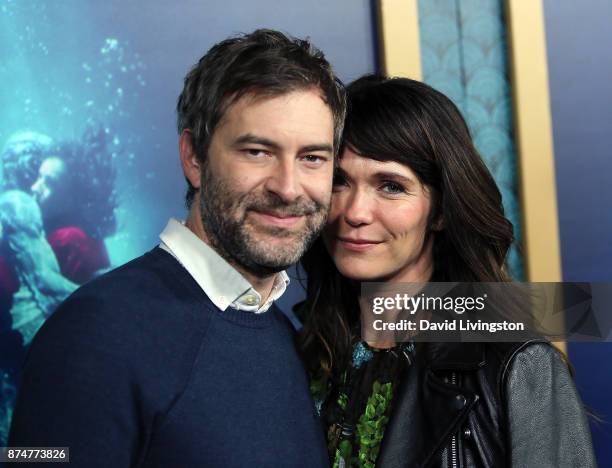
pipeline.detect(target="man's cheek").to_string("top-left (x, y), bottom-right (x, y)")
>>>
top-left (305, 180), bottom-right (333, 208)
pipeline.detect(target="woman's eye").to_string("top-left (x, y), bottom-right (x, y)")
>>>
top-left (332, 173), bottom-right (348, 187)
top-left (381, 181), bottom-right (405, 194)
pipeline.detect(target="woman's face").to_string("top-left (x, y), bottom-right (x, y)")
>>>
top-left (323, 148), bottom-right (435, 283)
top-left (31, 157), bottom-right (69, 219)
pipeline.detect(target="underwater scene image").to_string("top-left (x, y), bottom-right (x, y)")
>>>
top-left (0, 1), bottom-right (190, 443)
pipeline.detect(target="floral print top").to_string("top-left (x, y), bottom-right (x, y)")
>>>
top-left (311, 341), bottom-right (415, 468)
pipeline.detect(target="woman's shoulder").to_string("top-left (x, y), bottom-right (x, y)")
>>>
top-left (477, 340), bottom-right (580, 418)
top-left (418, 340), bottom-right (566, 397)
top-left (498, 342), bottom-right (596, 465)
top-left (484, 340), bottom-right (566, 385)
top-left (496, 340), bottom-right (570, 390)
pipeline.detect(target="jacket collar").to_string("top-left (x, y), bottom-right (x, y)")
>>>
top-left (424, 342), bottom-right (487, 371)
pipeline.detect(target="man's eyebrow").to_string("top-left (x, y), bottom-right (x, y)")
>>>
top-left (300, 144), bottom-right (333, 154)
top-left (233, 134), bottom-right (281, 150)
top-left (233, 134), bottom-right (333, 154)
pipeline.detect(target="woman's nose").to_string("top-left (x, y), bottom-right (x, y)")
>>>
top-left (342, 189), bottom-right (373, 227)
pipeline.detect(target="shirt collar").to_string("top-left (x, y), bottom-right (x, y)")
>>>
top-left (159, 218), bottom-right (289, 313)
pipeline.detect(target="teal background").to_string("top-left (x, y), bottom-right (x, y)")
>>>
top-left (417, 0), bottom-right (524, 279)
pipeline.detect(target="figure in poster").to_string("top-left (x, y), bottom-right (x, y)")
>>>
top-left (0, 126), bottom-right (117, 445)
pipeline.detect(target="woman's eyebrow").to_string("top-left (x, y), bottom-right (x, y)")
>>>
top-left (334, 167), bottom-right (351, 180)
top-left (373, 171), bottom-right (415, 184)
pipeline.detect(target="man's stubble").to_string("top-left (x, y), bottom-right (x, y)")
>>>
top-left (198, 162), bottom-right (329, 277)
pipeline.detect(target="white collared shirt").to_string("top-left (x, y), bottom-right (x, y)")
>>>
top-left (159, 218), bottom-right (289, 313)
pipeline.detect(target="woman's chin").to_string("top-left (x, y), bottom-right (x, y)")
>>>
top-left (335, 261), bottom-right (384, 282)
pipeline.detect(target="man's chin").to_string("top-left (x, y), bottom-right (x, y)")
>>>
top-left (234, 250), bottom-right (295, 276)
top-left (245, 240), bottom-right (304, 266)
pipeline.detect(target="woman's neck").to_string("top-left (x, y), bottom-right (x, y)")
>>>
top-left (360, 237), bottom-right (435, 349)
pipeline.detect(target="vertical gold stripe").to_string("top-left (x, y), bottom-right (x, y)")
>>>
top-left (377, 0), bottom-right (422, 79)
top-left (507, 0), bottom-right (564, 352)
top-left (506, 0), bottom-right (562, 282)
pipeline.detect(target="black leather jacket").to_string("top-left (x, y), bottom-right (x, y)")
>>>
top-left (376, 340), bottom-right (596, 467)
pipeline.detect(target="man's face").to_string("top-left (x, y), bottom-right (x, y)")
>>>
top-left (199, 89), bottom-right (335, 275)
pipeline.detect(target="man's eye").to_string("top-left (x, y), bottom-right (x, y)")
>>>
top-left (244, 149), bottom-right (268, 158)
top-left (301, 154), bottom-right (326, 165)
top-left (381, 181), bottom-right (405, 194)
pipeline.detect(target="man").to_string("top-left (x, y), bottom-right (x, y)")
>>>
top-left (1, 132), bottom-right (54, 319)
top-left (9, 29), bottom-right (346, 467)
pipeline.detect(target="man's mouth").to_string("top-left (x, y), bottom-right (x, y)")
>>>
top-left (249, 209), bottom-right (306, 228)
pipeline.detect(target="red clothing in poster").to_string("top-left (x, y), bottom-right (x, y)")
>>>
top-left (0, 226), bottom-right (109, 310)
top-left (47, 227), bottom-right (110, 284)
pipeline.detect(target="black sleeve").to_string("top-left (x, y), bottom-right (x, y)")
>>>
top-left (505, 342), bottom-right (596, 467)
top-left (8, 295), bottom-right (142, 468)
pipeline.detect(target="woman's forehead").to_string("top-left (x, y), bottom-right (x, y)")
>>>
top-left (339, 148), bottom-right (418, 180)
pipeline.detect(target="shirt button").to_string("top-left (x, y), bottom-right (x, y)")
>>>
top-left (244, 295), bottom-right (258, 306)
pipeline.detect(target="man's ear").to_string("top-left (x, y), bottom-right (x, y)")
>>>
top-left (179, 129), bottom-right (201, 190)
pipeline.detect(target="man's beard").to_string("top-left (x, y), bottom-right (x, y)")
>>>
top-left (198, 164), bottom-right (329, 276)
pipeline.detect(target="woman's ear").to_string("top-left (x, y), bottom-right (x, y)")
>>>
top-left (427, 187), bottom-right (444, 232)
top-left (431, 215), bottom-right (444, 231)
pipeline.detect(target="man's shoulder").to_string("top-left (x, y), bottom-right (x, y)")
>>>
top-left (71, 246), bottom-right (196, 303)
top-left (31, 247), bottom-right (207, 355)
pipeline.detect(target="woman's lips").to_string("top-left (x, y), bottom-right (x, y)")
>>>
top-left (336, 236), bottom-right (382, 252)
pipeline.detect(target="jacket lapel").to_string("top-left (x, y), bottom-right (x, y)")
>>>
top-left (376, 343), bottom-right (485, 468)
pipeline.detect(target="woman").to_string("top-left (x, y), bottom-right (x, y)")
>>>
top-left (299, 76), bottom-right (595, 467)
top-left (29, 125), bottom-right (116, 284)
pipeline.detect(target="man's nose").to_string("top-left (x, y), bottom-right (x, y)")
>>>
top-left (31, 179), bottom-right (42, 196)
top-left (342, 189), bottom-right (374, 227)
top-left (264, 159), bottom-right (303, 203)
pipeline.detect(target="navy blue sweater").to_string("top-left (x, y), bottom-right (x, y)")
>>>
top-left (9, 247), bottom-right (328, 467)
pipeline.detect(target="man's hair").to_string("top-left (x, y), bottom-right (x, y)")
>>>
top-left (1, 131), bottom-right (53, 192)
top-left (176, 28), bottom-right (346, 208)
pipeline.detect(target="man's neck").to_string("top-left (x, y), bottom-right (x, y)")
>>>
top-left (184, 209), bottom-right (277, 304)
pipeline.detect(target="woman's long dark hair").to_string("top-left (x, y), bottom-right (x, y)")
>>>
top-left (299, 75), bottom-right (514, 375)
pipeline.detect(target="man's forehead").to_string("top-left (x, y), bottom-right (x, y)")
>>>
top-left (219, 88), bottom-right (330, 123)
top-left (215, 89), bottom-right (334, 143)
